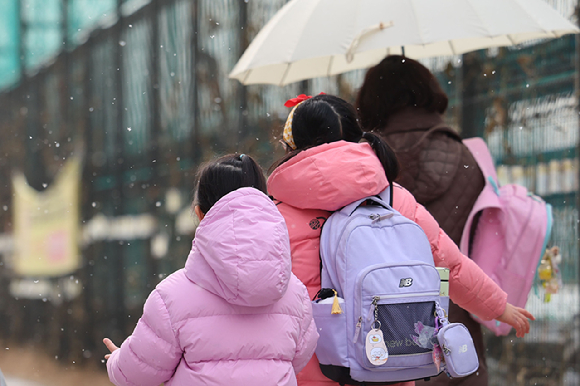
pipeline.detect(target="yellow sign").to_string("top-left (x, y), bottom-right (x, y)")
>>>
top-left (13, 159), bottom-right (81, 276)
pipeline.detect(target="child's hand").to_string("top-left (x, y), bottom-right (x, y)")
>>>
top-left (103, 338), bottom-right (119, 360)
top-left (496, 303), bottom-right (535, 338)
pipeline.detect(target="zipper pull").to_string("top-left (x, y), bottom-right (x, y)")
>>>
top-left (353, 316), bottom-right (363, 343)
top-left (367, 296), bottom-right (380, 321)
top-left (369, 213), bottom-right (394, 222)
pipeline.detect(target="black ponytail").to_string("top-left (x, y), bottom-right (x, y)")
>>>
top-left (361, 131), bottom-right (399, 183)
top-left (270, 94), bottom-right (400, 184)
top-left (195, 153), bottom-right (268, 214)
top-left (239, 154), bottom-right (268, 193)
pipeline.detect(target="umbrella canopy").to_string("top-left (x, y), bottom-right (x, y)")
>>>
top-left (230, 0), bottom-right (580, 86)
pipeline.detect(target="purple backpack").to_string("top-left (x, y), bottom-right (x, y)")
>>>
top-left (460, 138), bottom-right (553, 336)
top-left (315, 188), bottom-right (460, 384)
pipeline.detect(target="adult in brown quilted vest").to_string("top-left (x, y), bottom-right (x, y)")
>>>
top-left (356, 55), bottom-right (488, 386)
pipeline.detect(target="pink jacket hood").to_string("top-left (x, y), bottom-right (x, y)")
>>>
top-left (185, 187), bottom-right (291, 307)
top-left (268, 141), bottom-right (388, 211)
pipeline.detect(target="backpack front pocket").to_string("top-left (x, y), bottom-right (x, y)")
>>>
top-left (357, 296), bottom-right (439, 370)
top-left (354, 262), bottom-right (441, 371)
top-left (312, 300), bottom-right (349, 367)
top-left (376, 300), bottom-right (437, 356)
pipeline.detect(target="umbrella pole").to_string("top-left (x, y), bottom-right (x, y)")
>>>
top-left (401, 46), bottom-right (405, 56)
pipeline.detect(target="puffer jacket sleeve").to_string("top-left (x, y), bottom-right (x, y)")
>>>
top-left (393, 184), bottom-right (507, 321)
top-left (293, 280), bottom-right (319, 373)
top-left (107, 289), bottom-right (182, 386)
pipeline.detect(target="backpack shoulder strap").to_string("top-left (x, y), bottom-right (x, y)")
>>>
top-left (340, 195), bottom-right (391, 217)
top-left (385, 123), bottom-right (462, 145)
top-left (424, 123), bottom-right (463, 141)
top-left (459, 137), bottom-right (502, 255)
top-left (462, 137), bottom-right (498, 190)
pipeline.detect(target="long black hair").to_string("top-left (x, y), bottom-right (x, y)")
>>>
top-left (195, 153), bottom-right (267, 214)
top-left (272, 94), bottom-right (399, 183)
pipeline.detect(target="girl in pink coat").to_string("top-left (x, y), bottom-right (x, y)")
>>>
top-left (103, 154), bottom-right (318, 386)
top-left (268, 94), bottom-right (534, 386)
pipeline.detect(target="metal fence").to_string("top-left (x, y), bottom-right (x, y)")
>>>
top-left (0, 0), bottom-right (578, 384)
top-left (459, 33), bottom-right (580, 385)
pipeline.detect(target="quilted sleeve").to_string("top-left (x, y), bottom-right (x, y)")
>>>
top-left (107, 290), bottom-right (183, 386)
top-left (292, 281), bottom-right (319, 373)
top-left (394, 185), bottom-right (508, 321)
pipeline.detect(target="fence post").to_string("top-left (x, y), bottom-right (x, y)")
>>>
top-left (190, 0), bottom-right (200, 163)
top-left (81, 38), bottom-right (97, 362)
top-left (148, 0), bottom-right (161, 290)
top-left (238, 0), bottom-right (248, 142)
top-left (571, 0), bottom-right (580, 376)
top-left (460, 52), bottom-right (483, 139)
top-left (112, 0), bottom-right (126, 340)
top-left (17, 0), bottom-right (25, 84)
top-left (60, 0), bottom-right (72, 361)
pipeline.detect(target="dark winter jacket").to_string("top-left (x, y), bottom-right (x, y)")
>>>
top-left (377, 107), bottom-right (484, 245)
top-left (376, 107), bottom-right (489, 386)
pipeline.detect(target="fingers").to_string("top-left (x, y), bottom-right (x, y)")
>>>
top-left (103, 337), bottom-right (119, 353)
top-left (518, 307), bottom-right (535, 321)
top-left (520, 320), bottom-right (528, 337)
top-left (523, 313), bottom-right (531, 334)
top-left (516, 308), bottom-right (532, 336)
top-left (501, 304), bottom-right (535, 338)
top-left (103, 338), bottom-right (118, 360)
top-left (514, 318), bottom-right (524, 338)
top-left (513, 310), bottom-right (531, 338)
top-left (519, 316), bottom-right (526, 337)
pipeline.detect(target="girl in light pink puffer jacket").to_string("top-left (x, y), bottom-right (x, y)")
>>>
top-left (103, 154), bottom-right (318, 386)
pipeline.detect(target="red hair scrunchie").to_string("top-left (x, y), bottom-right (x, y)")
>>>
top-left (283, 92), bottom-right (326, 108)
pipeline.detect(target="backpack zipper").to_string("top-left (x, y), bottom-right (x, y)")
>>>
top-left (369, 213), bottom-right (394, 221)
top-left (366, 292), bottom-right (441, 321)
top-left (353, 316), bottom-right (363, 343)
top-left (373, 291), bottom-right (440, 300)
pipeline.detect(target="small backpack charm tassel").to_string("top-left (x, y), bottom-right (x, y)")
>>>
top-left (331, 289), bottom-right (343, 314)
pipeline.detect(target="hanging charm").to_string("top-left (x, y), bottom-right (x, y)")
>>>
top-left (366, 297), bottom-right (388, 366)
top-left (538, 246), bottom-right (562, 303)
top-left (331, 289), bottom-right (343, 314)
top-left (365, 326), bottom-right (388, 365)
top-left (432, 343), bottom-right (443, 372)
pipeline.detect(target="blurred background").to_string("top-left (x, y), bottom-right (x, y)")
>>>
top-left (0, 0), bottom-right (578, 385)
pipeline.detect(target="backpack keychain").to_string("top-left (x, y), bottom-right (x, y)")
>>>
top-left (538, 246), bottom-right (562, 303)
top-left (330, 289), bottom-right (343, 314)
top-left (366, 300), bottom-right (388, 365)
top-left (431, 305), bottom-right (446, 372)
top-left (314, 288), bottom-right (343, 314)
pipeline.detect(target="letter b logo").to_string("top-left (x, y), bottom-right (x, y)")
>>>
top-left (399, 278), bottom-right (413, 287)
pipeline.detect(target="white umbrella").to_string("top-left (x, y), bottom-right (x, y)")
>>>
top-left (230, 0), bottom-right (580, 86)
